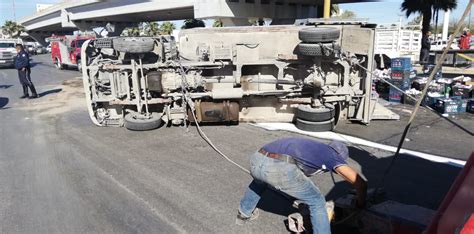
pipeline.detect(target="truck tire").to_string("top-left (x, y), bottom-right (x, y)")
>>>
top-left (124, 112), bottom-right (162, 131)
top-left (295, 118), bottom-right (335, 132)
top-left (297, 43), bottom-right (339, 57)
top-left (296, 105), bottom-right (335, 122)
top-left (55, 58), bottom-right (63, 70)
top-left (113, 37), bottom-right (155, 54)
top-left (298, 27), bottom-right (340, 43)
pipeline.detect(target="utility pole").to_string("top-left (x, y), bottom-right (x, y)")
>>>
top-left (12, 0), bottom-right (17, 22)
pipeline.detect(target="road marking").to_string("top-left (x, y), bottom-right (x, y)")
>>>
top-left (252, 123), bottom-right (466, 167)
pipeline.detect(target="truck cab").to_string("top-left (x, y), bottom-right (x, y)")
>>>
top-left (50, 35), bottom-right (94, 71)
top-left (0, 39), bottom-right (22, 68)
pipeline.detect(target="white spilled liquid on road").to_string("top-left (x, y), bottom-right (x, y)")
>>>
top-left (252, 123), bottom-right (466, 167)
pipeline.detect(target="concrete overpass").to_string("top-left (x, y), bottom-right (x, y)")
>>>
top-left (20, 0), bottom-right (367, 44)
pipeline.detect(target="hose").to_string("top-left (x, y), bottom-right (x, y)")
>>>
top-left (173, 60), bottom-right (251, 175)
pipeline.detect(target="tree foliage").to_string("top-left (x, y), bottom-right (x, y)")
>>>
top-left (181, 19), bottom-right (205, 29)
top-left (340, 10), bottom-right (357, 19)
top-left (1, 21), bottom-right (25, 38)
top-left (331, 4), bottom-right (340, 16)
top-left (401, 0), bottom-right (457, 35)
top-left (407, 15), bottom-right (423, 25)
top-left (145, 22), bottom-right (161, 36)
top-left (160, 21), bottom-right (176, 35)
top-left (121, 26), bottom-right (140, 36)
top-left (213, 19), bottom-right (223, 28)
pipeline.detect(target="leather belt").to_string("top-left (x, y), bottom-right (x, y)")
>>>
top-left (258, 148), bottom-right (296, 164)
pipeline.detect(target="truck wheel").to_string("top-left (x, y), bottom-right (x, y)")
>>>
top-left (113, 37), bottom-right (155, 54)
top-left (296, 105), bottom-right (335, 122)
top-left (77, 59), bottom-right (82, 73)
top-left (297, 43), bottom-right (339, 57)
top-left (55, 58), bottom-right (63, 70)
top-left (299, 27), bottom-right (340, 43)
top-left (295, 118), bottom-right (335, 132)
top-left (124, 112), bottom-right (162, 131)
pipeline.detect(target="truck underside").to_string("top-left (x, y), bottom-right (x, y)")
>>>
top-left (81, 24), bottom-right (384, 131)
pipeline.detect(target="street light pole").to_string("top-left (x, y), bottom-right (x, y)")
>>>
top-left (13, 0), bottom-right (17, 22)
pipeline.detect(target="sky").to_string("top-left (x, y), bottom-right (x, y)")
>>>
top-left (0, 0), bottom-right (472, 27)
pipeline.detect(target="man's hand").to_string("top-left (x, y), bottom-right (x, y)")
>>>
top-left (334, 165), bottom-right (367, 209)
top-left (21, 68), bottom-right (26, 72)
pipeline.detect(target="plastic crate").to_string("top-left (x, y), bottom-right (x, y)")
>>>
top-left (467, 99), bottom-right (474, 113)
top-left (434, 97), bottom-right (463, 114)
top-left (451, 86), bottom-right (472, 99)
top-left (389, 88), bottom-right (403, 103)
top-left (391, 57), bottom-right (412, 71)
top-left (458, 99), bottom-right (468, 113)
top-left (390, 78), bottom-right (412, 90)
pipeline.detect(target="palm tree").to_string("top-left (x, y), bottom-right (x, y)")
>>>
top-left (122, 27), bottom-right (140, 36)
top-left (339, 10), bottom-right (357, 19)
top-left (331, 4), bottom-right (340, 17)
top-left (1, 20), bottom-right (24, 38)
top-left (146, 22), bottom-right (161, 36)
top-left (160, 21), bottom-right (176, 35)
top-left (181, 19), bottom-right (205, 29)
top-left (401, 0), bottom-right (457, 35)
top-left (213, 19), bottom-right (223, 27)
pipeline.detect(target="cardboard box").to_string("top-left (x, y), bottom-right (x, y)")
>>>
top-left (391, 57), bottom-right (412, 71)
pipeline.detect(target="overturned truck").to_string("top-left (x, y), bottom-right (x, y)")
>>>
top-left (81, 23), bottom-right (392, 131)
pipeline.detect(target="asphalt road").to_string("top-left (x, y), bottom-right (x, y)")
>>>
top-left (0, 55), bottom-right (465, 233)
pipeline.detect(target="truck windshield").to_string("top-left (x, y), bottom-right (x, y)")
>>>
top-left (0, 43), bottom-right (15, 48)
top-left (76, 40), bottom-right (87, 48)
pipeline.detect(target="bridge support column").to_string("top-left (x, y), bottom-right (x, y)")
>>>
top-left (220, 18), bottom-right (251, 26)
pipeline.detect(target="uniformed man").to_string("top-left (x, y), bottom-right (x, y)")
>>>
top-left (15, 44), bottom-right (38, 99)
top-left (237, 137), bottom-right (367, 234)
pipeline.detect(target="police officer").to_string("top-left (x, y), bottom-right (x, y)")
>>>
top-left (15, 44), bottom-right (38, 99)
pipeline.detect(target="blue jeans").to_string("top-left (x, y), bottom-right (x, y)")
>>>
top-left (239, 151), bottom-right (330, 234)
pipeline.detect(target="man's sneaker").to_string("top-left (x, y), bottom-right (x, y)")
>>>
top-left (235, 208), bottom-right (259, 225)
top-left (20, 94), bottom-right (29, 99)
top-left (28, 94), bottom-right (38, 99)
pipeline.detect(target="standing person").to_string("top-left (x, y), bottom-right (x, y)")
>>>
top-left (459, 28), bottom-right (472, 50)
top-left (420, 31), bottom-right (432, 64)
top-left (237, 137), bottom-right (367, 234)
top-left (15, 44), bottom-right (38, 99)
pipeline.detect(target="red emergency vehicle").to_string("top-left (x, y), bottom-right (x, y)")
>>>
top-left (50, 35), bottom-right (95, 72)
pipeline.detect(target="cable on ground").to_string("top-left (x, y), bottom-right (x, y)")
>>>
top-left (173, 61), bottom-right (251, 175)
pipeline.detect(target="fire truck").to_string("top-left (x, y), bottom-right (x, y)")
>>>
top-left (50, 35), bottom-right (95, 72)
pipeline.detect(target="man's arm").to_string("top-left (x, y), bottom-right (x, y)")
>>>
top-left (334, 165), bottom-right (367, 208)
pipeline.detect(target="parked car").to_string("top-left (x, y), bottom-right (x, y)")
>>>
top-left (35, 45), bottom-right (47, 54)
top-left (431, 40), bottom-right (459, 51)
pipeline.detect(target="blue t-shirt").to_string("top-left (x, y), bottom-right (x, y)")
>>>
top-left (262, 137), bottom-right (347, 175)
